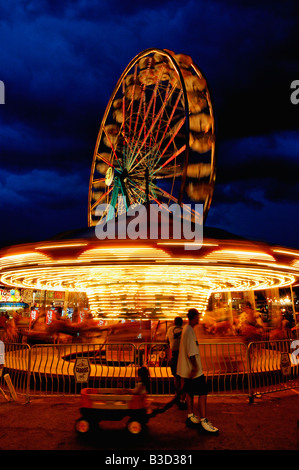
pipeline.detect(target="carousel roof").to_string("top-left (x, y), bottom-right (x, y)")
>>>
top-left (0, 212), bottom-right (298, 319)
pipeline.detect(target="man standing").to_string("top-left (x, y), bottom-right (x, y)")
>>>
top-left (177, 308), bottom-right (219, 433)
top-left (166, 317), bottom-right (186, 408)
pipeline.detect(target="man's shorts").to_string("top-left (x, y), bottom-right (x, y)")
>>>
top-left (170, 350), bottom-right (179, 376)
top-left (183, 374), bottom-right (209, 396)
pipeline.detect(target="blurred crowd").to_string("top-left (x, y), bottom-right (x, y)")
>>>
top-left (0, 307), bottom-right (104, 344)
top-left (200, 301), bottom-right (297, 343)
top-left (0, 301), bottom-right (297, 345)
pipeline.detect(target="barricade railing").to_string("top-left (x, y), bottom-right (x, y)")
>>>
top-left (28, 342), bottom-right (138, 397)
top-left (136, 341), bottom-right (251, 398)
top-left (248, 339), bottom-right (299, 396)
top-left (0, 343), bottom-right (30, 398)
top-left (137, 342), bottom-right (173, 395)
top-left (1, 339), bottom-right (298, 401)
top-left (199, 342), bottom-right (251, 397)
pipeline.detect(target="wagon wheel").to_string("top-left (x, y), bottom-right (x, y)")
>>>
top-left (126, 418), bottom-right (145, 435)
top-left (88, 48), bottom-right (216, 226)
top-left (75, 417), bottom-right (99, 435)
top-left (75, 418), bottom-right (91, 434)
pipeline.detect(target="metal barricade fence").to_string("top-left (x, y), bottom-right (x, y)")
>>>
top-left (199, 342), bottom-right (251, 397)
top-left (136, 341), bottom-right (251, 398)
top-left (28, 343), bottom-right (138, 397)
top-left (0, 343), bottom-right (30, 397)
top-left (137, 342), bottom-right (173, 395)
top-left (248, 339), bottom-right (299, 395)
top-left (3, 339), bottom-right (298, 401)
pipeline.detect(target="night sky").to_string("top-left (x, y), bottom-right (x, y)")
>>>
top-left (0, 0), bottom-right (298, 250)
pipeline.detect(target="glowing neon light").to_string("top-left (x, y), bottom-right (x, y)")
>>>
top-left (1, 240), bottom-right (298, 319)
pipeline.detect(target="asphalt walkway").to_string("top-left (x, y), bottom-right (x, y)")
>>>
top-left (0, 389), bottom-right (298, 454)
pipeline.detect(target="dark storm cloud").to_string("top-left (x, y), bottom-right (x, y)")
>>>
top-left (0, 167), bottom-right (88, 212)
top-left (207, 129), bottom-right (299, 247)
top-left (207, 196), bottom-right (299, 249)
top-left (215, 131), bottom-right (299, 201)
top-left (0, 167), bottom-right (89, 245)
top-left (207, 128), bottom-right (299, 248)
top-left (0, 0), bottom-right (298, 248)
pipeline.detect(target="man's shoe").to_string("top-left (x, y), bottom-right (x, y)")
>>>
top-left (200, 418), bottom-right (219, 433)
top-left (186, 414), bottom-right (200, 427)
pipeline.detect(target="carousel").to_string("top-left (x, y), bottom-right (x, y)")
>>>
top-left (0, 49), bottom-right (298, 340)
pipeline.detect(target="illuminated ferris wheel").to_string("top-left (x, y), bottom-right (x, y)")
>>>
top-left (88, 48), bottom-right (216, 227)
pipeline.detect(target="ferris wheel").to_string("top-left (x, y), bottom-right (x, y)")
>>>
top-left (88, 48), bottom-right (216, 227)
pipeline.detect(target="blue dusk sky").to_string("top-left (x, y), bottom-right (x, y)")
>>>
top-left (0, 0), bottom-right (298, 249)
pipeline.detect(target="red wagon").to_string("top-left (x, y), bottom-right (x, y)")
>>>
top-left (75, 386), bottom-right (175, 436)
top-left (75, 387), bottom-right (153, 436)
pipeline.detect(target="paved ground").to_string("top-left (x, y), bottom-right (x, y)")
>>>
top-left (0, 389), bottom-right (298, 456)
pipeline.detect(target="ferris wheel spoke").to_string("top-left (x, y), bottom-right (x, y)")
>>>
top-left (91, 181), bottom-right (107, 202)
top-left (149, 84), bottom-right (180, 153)
top-left (154, 144), bottom-right (187, 176)
top-left (128, 178), bottom-right (162, 206)
top-left (90, 186), bottom-right (113, 212)
top-left (127, 184), bottom-right (145, 205)
top-left (92, 178), bottom-right (106, 186)
top-left (121, 81), bottom-right (126, 150)
top-left (126, 78), bottom-right (179, 175)
top-left (150, 120), bottom-right (186, 177)
top-left (127, 86), bottom-right (161, 169)
top-left (154, 165), bottom-right (183, 178)
top-left (128, 98), bottom-right (175, 174)
top-left (102, 125), bottom-right (123, 171)
top-left (126, 80), bottom-right (148, 162)
top-left (127, 78), bottom-right (177, 172)
top-left (150, 182), bottom-right (179, 204)
top-left (149, 92), bottom-right (184, 173)
top-left (146, 83), bottom-right (176, 158)
top-left (127, 65), bottom-right (139, 141)
top-left (96, 153), bottom-right (116, 169)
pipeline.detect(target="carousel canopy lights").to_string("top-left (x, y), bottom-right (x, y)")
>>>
top-left (0, 238), bottom-right (298, 319)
